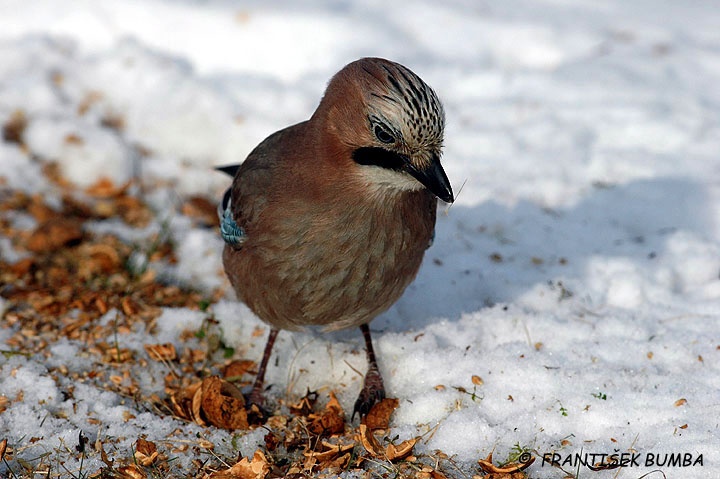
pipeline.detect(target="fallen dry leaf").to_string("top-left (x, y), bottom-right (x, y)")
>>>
top-left (2, 109), bottom-right (27, 145)
top-left (191, 382), bottom-right (205, 425)
top-left (289, 390), bottom-right (318, 416)
top-left (118, 464), bottom-right (146, 479)
top-left (144, 343), bottom-right (177, 362)
top-left (200, 376), bottom-right (249, 430)
top-left (477, 451), bottom-right (534, 476)
top-left (96, 439), bottom-right (114, 468)
top-left (303, 440), bottom-right (355, 462)
top-left (85, 177), bottom-right (129, 198)
top-left (222, 359), bottom-right (256, 380)
top-left (308, 391), bottom-right (345, 435)
top-left (7, 257), bottom-right (33, 277)
top-left (207, 450), bottom-right (270, 479)
top-left (134, 438), bottom-right (158, 466)
top-left (105, 346), bottom-right (136, 364)
top-left (101, 112), bottom-right (126, 131)
top-left (115, 195), bottom-right (153, 227)
top-left (359, 427), bottom-right (417, 463)
top-left (25, 217), bottom-right (83, 252)
top-left (64, 133), bottom-right (84, 145)
top-left (103, 347), bottom-right (134, 364)
top-left (182, 196), bottom-right (219, 227)
top-left (169, 380), bottom-right (204, 425)
top-left (77, 90), bottom-right (103, 116)
top-left (363, 397), bottom-right (399, 431)
top-left (482, 473), bottom-right (528, 479)
top-left (303, 440), bottom-right (354, 471)
top-left (27, 195), bottom-right (56, 222)
top-left (198, 439), bottom-right (214, 450)
top-left (358, 424), bottom-right (383, 457)
top-left (78, 243), bottom-right (122, 275)
top-left (386, 437), bottom-right (418, 461)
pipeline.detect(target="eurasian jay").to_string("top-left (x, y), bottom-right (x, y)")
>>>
top-left (218, 57), bottom-right (453, 418)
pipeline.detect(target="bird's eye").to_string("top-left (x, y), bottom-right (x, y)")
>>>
top-left (374, 125), bottom-right (395, 144)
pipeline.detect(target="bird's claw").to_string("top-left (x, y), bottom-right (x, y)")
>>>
top-left (245, 389), bottom-right (269, 423)
top-left (353, 365), bottom-right (386, 420)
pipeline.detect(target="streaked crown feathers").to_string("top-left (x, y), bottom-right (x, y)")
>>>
top-left (360, 59), bottom-right (445, 154)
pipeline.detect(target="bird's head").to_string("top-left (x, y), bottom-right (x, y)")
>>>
top-left (315, 58), bottom-right (454, 203)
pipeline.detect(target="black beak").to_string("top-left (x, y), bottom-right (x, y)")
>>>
top-left (405, 154), bottom-right (454, 203)
top-left (351, 147), bottom-right (454, 202)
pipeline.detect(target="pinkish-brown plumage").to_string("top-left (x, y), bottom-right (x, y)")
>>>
top-left (219, 57), bottom-right (453, 417)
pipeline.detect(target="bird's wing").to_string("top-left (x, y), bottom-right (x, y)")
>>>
top-left (217, 125), bottom-right (299, 247)
top-left (216, 164), bottom-right (245, 245)
top-left (218, 161), bottom-right (275, 247)
top-left (219, 186), bottom-right (246, 246)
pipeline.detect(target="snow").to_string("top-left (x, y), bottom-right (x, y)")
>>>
top-left (1, 0), bottom-right (720, 477)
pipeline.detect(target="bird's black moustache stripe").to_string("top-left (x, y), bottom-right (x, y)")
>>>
top-left (352, 147), bottom-right (406, 170)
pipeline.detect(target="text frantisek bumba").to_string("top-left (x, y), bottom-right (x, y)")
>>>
top-left (541, 451), bottom-right (704, 469)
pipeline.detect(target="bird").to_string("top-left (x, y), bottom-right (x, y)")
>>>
top-left (217, 57), bottom-right (453, 419)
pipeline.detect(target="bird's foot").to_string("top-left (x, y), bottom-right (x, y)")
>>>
top-left (245, 387), bottom-right (269, 423)
top-left (353, 364), bottom-right (386, 420)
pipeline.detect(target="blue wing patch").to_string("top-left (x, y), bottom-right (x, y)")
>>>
top-left (219, 188), bottom-right (246, 246)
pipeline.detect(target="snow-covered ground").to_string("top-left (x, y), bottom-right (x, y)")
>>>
top-left (1, 0), bottom-right (719, 477)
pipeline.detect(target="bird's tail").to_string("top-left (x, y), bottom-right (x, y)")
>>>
top-left (215, 164), bottom-right (240, 177)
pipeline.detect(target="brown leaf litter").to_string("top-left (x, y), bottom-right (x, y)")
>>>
top-left (0, 175), bottom-right (534, 479)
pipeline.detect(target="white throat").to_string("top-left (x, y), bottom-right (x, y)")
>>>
top-left (356, 165), bottom-right (423, 196)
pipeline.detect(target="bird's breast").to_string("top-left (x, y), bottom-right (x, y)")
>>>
top-left (223, 190), bottom-right (436, 331)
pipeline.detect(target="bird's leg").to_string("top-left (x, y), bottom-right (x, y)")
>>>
top-left (247, 328), bottom-right (279, 412)
top-left (353, 323), bottom-right (386, 419)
